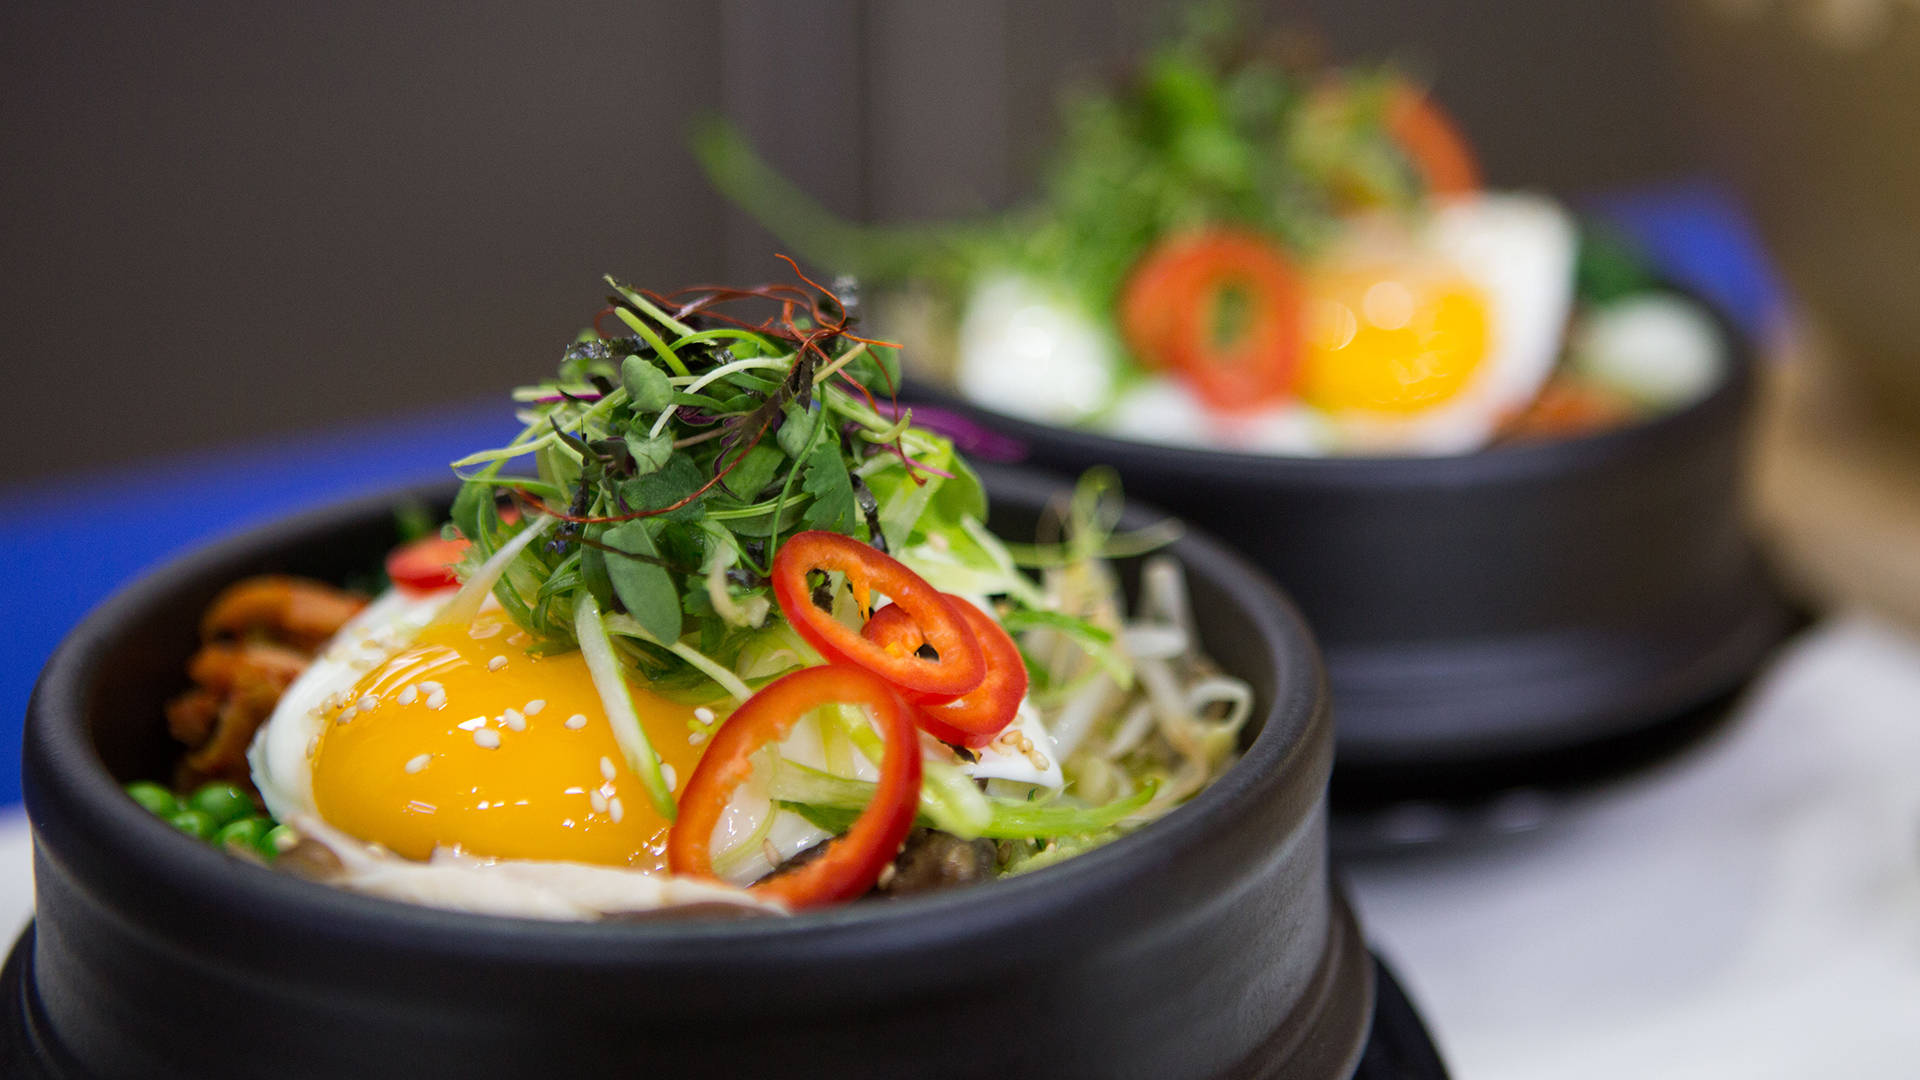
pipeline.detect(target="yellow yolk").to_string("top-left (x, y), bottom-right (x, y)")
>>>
top-left (309, 610), bottom-right (712, 870)
top-left (1300, 265), bottom-right (1491, 414)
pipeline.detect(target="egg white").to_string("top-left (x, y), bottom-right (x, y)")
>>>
top-left (250, 586), bottom-right (445, 828)
top-left (955, 272), bottom-right (1119, 425)
top-left (1103, 376), bottom-right (1334, 456)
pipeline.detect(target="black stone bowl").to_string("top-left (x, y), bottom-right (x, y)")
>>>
top-left (11, 465), bottom-right (1378, 1080)
top-left (906, 307), bottom-right (1794, 793)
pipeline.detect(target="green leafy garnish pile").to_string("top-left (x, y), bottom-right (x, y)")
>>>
top-left (448, 267), bottom-right (994, 705)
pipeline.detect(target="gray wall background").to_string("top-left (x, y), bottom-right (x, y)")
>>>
top-left (2, 1), bottom-right (1698, 482)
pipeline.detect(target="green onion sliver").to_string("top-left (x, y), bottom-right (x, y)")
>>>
top-left (771, 759), bottom-right (1155, 840)
top-left (832, 711), bottom-right (992, 839)
top-left (432, 514), bottom-right (556, 630)
top-left (574, 593), bottom-right (677, 820)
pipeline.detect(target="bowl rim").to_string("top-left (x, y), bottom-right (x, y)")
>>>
top-left (24, 464), bottom-right (1332, 970)
top-left (905, 284), bottom-right (1755, 492)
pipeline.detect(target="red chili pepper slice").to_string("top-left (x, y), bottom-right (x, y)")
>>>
top-left (667, 665), bottom-right (923, 908)
top-left (1118, 230), bottom-right (1304, 413)
top-left (771, 531), bottom-right (985, 703)
top-left (862, 599), bottom-right (1027, 748)
top-left (385, 536), bottom-right (470, 592)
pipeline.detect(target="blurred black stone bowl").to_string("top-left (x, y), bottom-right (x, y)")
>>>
top-left (904, 298), bottom-right (1794, 807)
top-left (7, 464), bottom-right (1404, 1080)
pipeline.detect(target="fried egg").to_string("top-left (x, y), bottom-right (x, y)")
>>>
top-left (1296, 192), bottom-right (1577, 454)
top-left (252, 590), bottom-right (703, 872)
top-left (250, 582), bottom-right (1064, 915)
top-left (952, 194), bottom-right (1578, 456)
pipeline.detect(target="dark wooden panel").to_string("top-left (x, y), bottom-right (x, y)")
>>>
top-left (2, 0), bottom-right (1702, 481)
top-left (0, 1), bottom-right (727, 478)
top-left (719, 0), bottom-right (868, 279)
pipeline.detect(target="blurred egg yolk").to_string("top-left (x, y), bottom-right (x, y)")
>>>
top-left (309, 610), bottom-right (711, 870)
top-left (1300, 265), bottom-right (1490, 413)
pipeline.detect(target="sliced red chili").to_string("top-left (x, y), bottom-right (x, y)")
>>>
top-left (1119, 230), bottom-right (1304, 413)
top-left (666, 665), bottom-right (922, 908)
top-left (771, 531), bottom-right (985, 703)
top-left (385, 536), bottom-right (470, 592)
top-left (862, 599), bottom-right (1027, 748)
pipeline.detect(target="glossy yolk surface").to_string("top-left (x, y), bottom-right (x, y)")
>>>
top-left (1300, 264), bottom-right (1490, 414)
top-left (310, 610), bottom-right (711, 870)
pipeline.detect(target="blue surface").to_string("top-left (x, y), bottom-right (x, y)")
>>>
top-left (1, 403), bottom-right (519, 808)
top-left (0, 182), bottom-right (1788, 809)
top-left (1586, 179), bottom-right (1788, 340)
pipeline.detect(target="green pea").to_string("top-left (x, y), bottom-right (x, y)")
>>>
top-left (258, 824), bottom-right (297, 860)
top-left (214, 817), bottom-right (273, 854)
top-left (167, 809), bottom-right (219, 840)
top-left (187, 782), bottom-right (254, 827)
top-left (125, 781), bottom-right (180, 817)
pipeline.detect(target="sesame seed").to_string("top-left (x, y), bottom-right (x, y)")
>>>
top-left (487, 655), bottom-right (507, 672)
top-left (457, 717), bottom-right (486, 731)
top-left (472, 729), bottom-right (501, 749)
top-left (404, 754), bottom-right (430, 774)
top-left (523, 699), bottom-right (546, 716)
top-left (589, 790), bottom-right (608, 814)
top-left (564, 713), bottom-right (587, 730)
top-left (687, 731), bottom-right (707, 746)
top-left (608, 797), bottom-right (624, 824)
top-left (661, 764), bottom-right (678, 791)
top-left (426, 690), bottom-right (448, 711)
top-left (502, 708), bottom-right (525, 732)
top-left (599, 756), bottom-right (616, 781)
top-left (396, 684), bottom-right (418, 705)
top-left (418, 681), bottom-right (442, 695)
top-left (357, 694), bottom-right (378, 712)
top-left (694, 706), bottom-right (716, 723)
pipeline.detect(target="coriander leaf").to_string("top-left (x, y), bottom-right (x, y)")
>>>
top-left (623, 429), bottom-right (674, 476)
top-left (620, 455), bottom-right (707, 523)
top-left (720, 442), bottom-right (785, 500)
top-left (579, 526), bottom-right (615, 609)
top-left (800, 439), bottom-right (856, 533)
top-left (621, 355), bottom-right (674, 413)
top-left (777, 401), bottom-right (816, 459)
top-left (602, 521), bottom-right (682, 643)
top-left (929, 452), bottom-right (988, 523)
top-left (682, 585), bottom-right (717, 619)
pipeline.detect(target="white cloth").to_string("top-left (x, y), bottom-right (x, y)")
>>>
top-left (1348, 612), bottom-right (1920, 1079)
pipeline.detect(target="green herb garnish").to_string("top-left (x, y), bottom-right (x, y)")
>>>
top-left (444, 264), bottom-right (988, 704)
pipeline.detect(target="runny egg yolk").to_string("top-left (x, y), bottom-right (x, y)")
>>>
top-left (1300, 264), bottom-right (1491, 414)
top-left (309, 610), bottom-right (712, 871)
